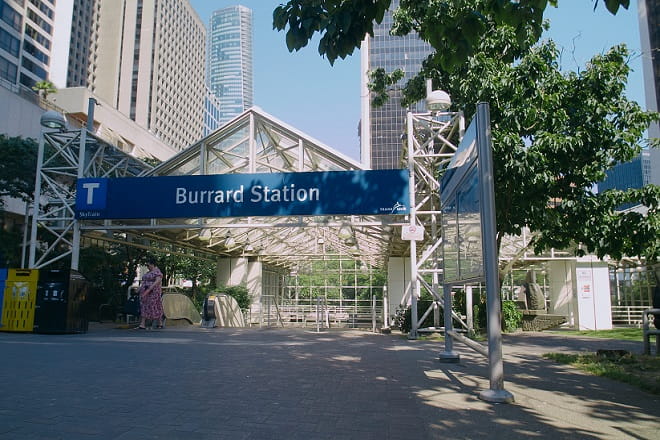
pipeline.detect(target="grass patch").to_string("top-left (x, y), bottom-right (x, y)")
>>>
top-left (545, 328), bottom-right (643, 341)
top-left (543, 352), bottom-right (660, 395)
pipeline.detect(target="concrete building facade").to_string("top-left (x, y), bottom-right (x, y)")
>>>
top-left (0, 0), bottom-right (57, 90)
top-left (91, 0), bottom-right (206, 152)
top-left (49, 0), bottom-right (208, 153)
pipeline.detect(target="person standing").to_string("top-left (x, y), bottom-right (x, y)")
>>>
top-left (135, 258), bottom-right (164, 329)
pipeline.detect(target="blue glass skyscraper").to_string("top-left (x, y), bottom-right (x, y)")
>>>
top-left (207, 5), bottom-right (253, 125)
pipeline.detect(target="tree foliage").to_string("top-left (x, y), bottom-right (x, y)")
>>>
top-left (32, 80), bottom-right (57, 99)
top-left (78, 244), bottom-right (147, 319)
top-left (273, 0), bottom-right (629, 69)
top-left (273, 0), bottom-right (658, 262)
top-left (218, 285), bottom-right (251, 311)
top-left (156, 253), bottom-right (216, 292)
top-left (433, 40), bottom-right (659, 261)
top-left (0, 135), bottom-right (39, 208)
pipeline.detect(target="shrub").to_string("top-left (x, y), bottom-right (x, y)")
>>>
top-left (474, 300), bottom-right (522, 333)
top-left (502, 300), bottom-right (522, 332)
top-left (218, 285), bottom-right (251, 311)
top-left (474, 302), bottom-right (487, 332)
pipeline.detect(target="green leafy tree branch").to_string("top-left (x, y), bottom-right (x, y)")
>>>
top-left (273, 0), bottom-right (658, 263)
top-left (273, 1), bottom-right (629, 68)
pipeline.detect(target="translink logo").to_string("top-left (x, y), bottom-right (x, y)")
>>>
top-left (76, 178), bottom-right (108, 210)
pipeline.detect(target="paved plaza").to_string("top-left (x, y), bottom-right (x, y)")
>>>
top-left (0, 324), bottom-right (658, 439)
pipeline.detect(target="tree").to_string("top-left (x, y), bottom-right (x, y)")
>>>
top-left (0, 135), bottom-right (39, 208)
top-left (157, 253), bottom-right (216, 291)
top-left (0, 135), bottom-right (75, 266)
top-left (31, 80), bottom-right (57, 99)
top-left (274, 0), bottom-right (659, 262)
top-left (78, 245), bottom-right (146, 320)
top-left (273, 0), bottom-right (630, 70)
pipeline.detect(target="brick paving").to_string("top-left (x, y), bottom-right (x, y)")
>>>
top-left (0, 324), bottom-right (658, 439)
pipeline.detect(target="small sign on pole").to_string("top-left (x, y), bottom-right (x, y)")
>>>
top-left (401, 224), bottom-right (425, 241)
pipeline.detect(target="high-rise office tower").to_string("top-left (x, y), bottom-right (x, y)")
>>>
top-left (207, 5), bottom-right (253, 124)
top-left (0, 0), bottom-right (57, 90)
top-left (638, 0), bottom-right (659, 186)
top-left (596, 0), bottom-right (659, 199)
top-left (61, 0), bottom-right (94, 88)
top-left (51, 0), bottom-right (207, 153)
top-left (360, 0), bottom-right (431, 170)
top-left (204, 86), bottom-right (221, 136)
top-left (639, 0), bottom-right (659, 140)
top-left (95, 0), bottom-right (206, 152)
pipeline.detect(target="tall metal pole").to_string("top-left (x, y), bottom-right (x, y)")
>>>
top-left (21, 204), bottom-right (30, 268)
top-left (466, 285), bottom-right (474, 337)
top-left (72, 98), bottom-right (96, 271)
top-left (476, 102), bottom-right (514, 403)
top-left (86, 98), bottom-right (97, 132)
top-left (381, 285), bottom-right (390, 330)
top-left (71, 126), bottom-right (87, 271)
top-left (439, 281), bottom-right (459, 361)
top-left (407, 112), bottom-right (419, 339)
top-left (28, 132), bottom-right (46, 268)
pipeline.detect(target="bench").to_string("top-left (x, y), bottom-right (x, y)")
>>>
top-left (642, 308), bottom-right (660, 356)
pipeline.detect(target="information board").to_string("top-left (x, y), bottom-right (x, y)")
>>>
top-left (440, 118), bottom-right (484, 283)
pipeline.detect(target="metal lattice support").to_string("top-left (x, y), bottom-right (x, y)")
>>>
top-left (404, 111), bottom-right (464, 338)
top-left (29, 108), bottom-right (412, 272)
top-left (28, 127), bottom-right (152, 269)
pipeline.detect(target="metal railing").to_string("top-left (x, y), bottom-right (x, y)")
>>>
top-left (611, 305), bottom-right (650, 326)
top-left (252, 296), bottom-right (383, 331)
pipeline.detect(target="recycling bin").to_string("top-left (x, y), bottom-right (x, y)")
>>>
top-left (1, 269), bottom-right (39, 332)
top-left (34, 269), bottom-right (90, 334)
top-left (0, 268), bottom-right (7, 328)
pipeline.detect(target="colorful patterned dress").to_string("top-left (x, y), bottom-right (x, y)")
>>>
top-left (139, 267), bottom-right (164, 320)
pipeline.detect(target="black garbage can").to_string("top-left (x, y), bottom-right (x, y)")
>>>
top-left (34, 269), bottom-right (90, 334)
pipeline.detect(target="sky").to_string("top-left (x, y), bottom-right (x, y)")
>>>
top-left (190, 0), bottom-right (647, 161)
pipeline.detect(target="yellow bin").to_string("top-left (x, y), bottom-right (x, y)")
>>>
top-left (1, 269), bottom-right (39, 332)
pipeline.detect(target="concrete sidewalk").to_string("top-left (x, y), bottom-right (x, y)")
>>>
top-left (0, 324), bottom-right (658, 439)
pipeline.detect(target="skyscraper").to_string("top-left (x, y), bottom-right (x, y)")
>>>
top-left (207, 5), bottom-right (253, 125)
top-left (0, 0), bottom-right (56, 90)
top-left (360, 0), bottom-right (431, 170)
top-left (639, 0), bottom-right (659, 140)
top-left (49, 0), bottom-right (207, 153)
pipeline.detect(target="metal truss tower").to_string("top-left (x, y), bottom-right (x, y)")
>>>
top-left (404, 110), bottom-right (465, 339)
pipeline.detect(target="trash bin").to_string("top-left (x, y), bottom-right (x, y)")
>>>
top-left (34, 269), bottom-right (90, 334)
top-left (0, 268), bottom-right (7, 328)
top-left (1, 269), bottom-right (39, 332)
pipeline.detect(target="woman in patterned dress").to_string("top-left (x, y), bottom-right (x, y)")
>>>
top-left (135, 258), bottom-right (164, 329)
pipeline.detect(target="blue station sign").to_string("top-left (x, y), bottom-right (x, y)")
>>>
top-left (75, 169), bottom-right (410, 219)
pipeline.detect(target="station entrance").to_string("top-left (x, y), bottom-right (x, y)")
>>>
top-left (29, 106), bottom-right (466, 332)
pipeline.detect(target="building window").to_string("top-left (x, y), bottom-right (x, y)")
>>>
top-left (0, 54), bottom-right (17, 82)
top-left (25, 23), bottom-right (51, 49)
top-left (0, 27), bottom-right (20, 57)
top-left (23, 40), bottom-right (49, 64)
top-left (27, 8), bottom-right (51, 34)
top-left (1, 0), bottom-right (22, 32)
top-left (21, 56), bottom-right (47, 79)
top-left (19, 72), bottom-right (36, 88)
top-left (27, 0), bottom-right (53, 19)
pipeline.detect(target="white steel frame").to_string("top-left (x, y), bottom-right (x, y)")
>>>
top-left (404, 110), bottom-right (465, 338)
top-left (28, 108), bottom-right (411, 272)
